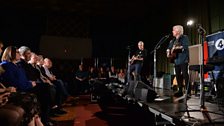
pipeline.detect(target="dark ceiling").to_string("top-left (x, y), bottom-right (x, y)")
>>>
top-left (0, 0), bottom-right (177, 57)
top-left (0, 0), bottom-right (168, 18)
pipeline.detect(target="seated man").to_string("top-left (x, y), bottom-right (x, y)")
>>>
top-left (108, 66), bottom-right (118, 83)
top-left (75, 64), bottom-right (89, 94)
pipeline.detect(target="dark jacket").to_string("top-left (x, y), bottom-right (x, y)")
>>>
top-left (16, 59), bottom-right (40, 81)
top-left (167, 35), bottom-right (189, 65)
top-left (0, 61), bottom-right (33, 91)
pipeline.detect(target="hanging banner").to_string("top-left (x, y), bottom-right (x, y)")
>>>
top-left (206, 31), bottom-right (224, 79)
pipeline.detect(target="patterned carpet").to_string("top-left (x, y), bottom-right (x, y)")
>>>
top-left (52, 94), bottom-right (155, 126)
top-left (52, 95), bottom-right (107, 126)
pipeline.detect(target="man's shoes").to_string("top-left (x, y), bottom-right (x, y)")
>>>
top-left (174, 91), bottom-right (183, 97)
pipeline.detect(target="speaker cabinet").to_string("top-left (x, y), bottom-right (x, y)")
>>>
top-left (127, 81), bottom-right (157, 102)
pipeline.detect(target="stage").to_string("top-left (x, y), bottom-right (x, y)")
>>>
top-left (102, 82), bottom-right (224, 126)
top-left (143, 88), bottom-right (224, 125)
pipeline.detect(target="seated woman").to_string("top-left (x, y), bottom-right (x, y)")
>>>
top-left (0, 46), bottom-right (43, 126)
top-left (118, 68), bottom-right (126, 84)
top-left (0, 46), bottom-right (36, 91)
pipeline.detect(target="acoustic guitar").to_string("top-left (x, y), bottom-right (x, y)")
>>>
top-left (167, 44), bottom-right (182, 63)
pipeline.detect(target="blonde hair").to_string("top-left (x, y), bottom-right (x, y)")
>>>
top-left (1, 46), bottom-right (17, 62)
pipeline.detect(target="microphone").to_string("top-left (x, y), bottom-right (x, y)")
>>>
top-left (156, 34), bottom-right (171, 50)
top-left (165, 34), bottom-right (171, 38)
top-left (196, 24), bottom-right (206, 34)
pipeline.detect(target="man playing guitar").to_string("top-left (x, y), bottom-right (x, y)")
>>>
top-left (166, 25), bottom-right (190, 97)
top-left (130, 41), bottom-right (147, 81)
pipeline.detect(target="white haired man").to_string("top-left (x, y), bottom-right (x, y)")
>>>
top-left (166, 25), bottom-right (190, 97)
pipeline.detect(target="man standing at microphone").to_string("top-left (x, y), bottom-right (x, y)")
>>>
top-left (166, 25), bottom-right (190, 97)
top-left (130, 41), bottom-right (147, 81)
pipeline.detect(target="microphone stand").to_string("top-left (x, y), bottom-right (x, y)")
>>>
top-left (152, 35), bottom-right (170, 88)
top-left (198, 25), bottom-right (206, 109)
top-left (126, 46), bottom-right (131, 85)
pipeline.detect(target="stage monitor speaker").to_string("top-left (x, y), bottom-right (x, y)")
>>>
top-left (126, 81), bottom-right (157, 102)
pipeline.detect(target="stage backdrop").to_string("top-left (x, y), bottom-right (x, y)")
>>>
top-left (39, 36), bottom-right (92, 60)
top-left (206, 31), bottom-right (224, 79)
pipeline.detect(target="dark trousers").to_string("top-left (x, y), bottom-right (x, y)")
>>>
top-left (76, 79), bottom-right (89, 94)
top-left (175, 63), bottom-right (190, 94)
top-left (130, 63), bottom-right (143, 81)
top-left (52, 80), bottom-right (68, 107)
top-left (33, 83), bottom-right (52, 125)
